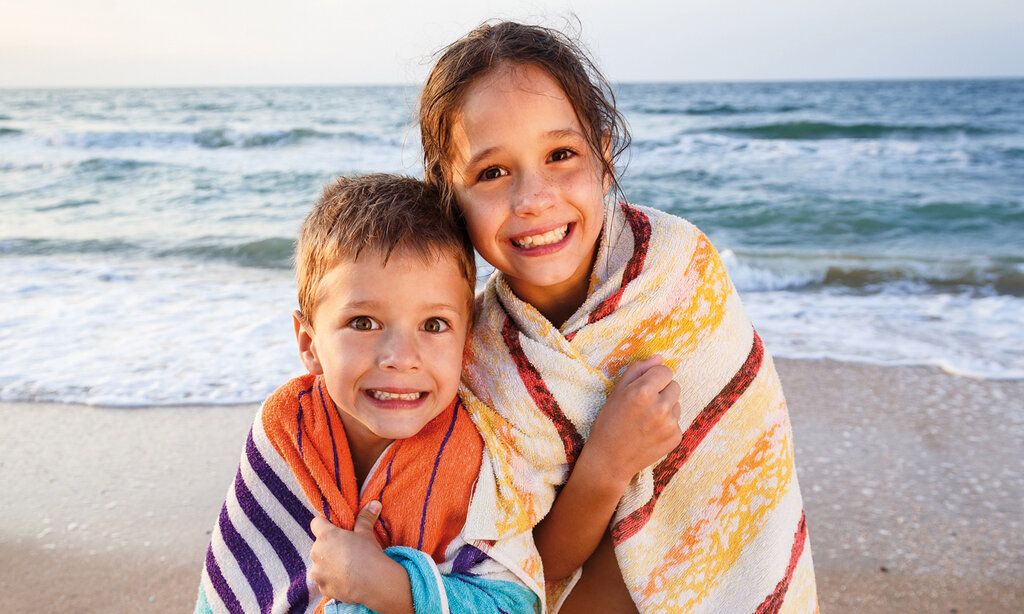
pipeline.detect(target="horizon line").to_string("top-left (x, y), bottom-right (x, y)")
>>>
top-left (2, 74), bottom-right (1022, 91)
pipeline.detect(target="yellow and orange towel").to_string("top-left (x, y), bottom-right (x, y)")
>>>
top-left (459, 203), bottom-right (819, 612)
top-left (196, 374), bottom-right (542, 613)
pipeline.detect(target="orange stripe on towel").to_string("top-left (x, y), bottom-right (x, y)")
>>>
top-left (261, 374), bottom-right (483, 564)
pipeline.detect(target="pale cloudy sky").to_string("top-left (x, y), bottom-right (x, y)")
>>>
top-left (1, 0), bottom-right (1021, 87)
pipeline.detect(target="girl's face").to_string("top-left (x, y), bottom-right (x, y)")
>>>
top-left (449, 63), bottom-right (608, 319)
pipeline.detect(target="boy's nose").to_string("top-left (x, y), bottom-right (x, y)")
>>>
top-left (378, 331), bottom-right (421, 371)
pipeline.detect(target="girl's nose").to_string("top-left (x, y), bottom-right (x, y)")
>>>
top-left (378, 330), bottom-right (421, 371)
top-left (512, 170), bottom-right (555, 217)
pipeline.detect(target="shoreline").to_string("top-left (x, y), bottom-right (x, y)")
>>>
top-left (2, 358), bottom-right (1022, 612)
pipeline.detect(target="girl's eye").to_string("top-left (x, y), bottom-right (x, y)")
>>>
top-left (348, 316), bottom-right (381, 331)
top-left (550, 148), bottom-right (576, 162)
top-left (422, 317), bottom-right (450, 333)
top-left (478, 166), bottom-right (508, 181)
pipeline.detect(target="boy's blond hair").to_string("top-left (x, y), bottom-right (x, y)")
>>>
top-left (295, 174), bottom-right (476, 321)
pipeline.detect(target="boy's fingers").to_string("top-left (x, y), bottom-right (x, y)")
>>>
top-left (353, 500), bottom-right (382, 535)
top-left (310, 515), bottom-right (332, 538)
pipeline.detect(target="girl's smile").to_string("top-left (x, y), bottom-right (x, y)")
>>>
top-left (449, 63), bottom-right (609, 326)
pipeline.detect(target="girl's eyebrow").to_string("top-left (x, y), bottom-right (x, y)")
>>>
top-left (464, 146), bottom-right (500, 171)
top-left (463, 128), bottom-right (586, 170)
top-left (544, 128), bottom-right (586, 141)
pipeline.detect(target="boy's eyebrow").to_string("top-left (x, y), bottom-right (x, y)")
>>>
top-left (462, 128), bottom-right (586, 171)
top-left (345, 300), bottom-right (462, 313)
top-left (425, 302), bottom-right (463, 313)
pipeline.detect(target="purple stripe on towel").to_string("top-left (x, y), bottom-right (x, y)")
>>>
top-left (218, 496), bottom-right (274, 611)
top-left (417, 404), bottom-right (459, 551)
top-left (316, 379), bottom-right (343, 494)
top-left (245, 431), bottom-right (314, 538)
top-left (234, 471), bottom-right (310, 612)
top-left (451, 544), bottom-right (488, 576)
top-left (205, 542), bottom-right (243, 614)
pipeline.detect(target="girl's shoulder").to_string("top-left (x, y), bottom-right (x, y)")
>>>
top-left (626, 202), bottom-right (710, 245)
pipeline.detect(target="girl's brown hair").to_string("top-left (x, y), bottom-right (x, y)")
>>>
top-left (419, 20), bottom-right (631, 215)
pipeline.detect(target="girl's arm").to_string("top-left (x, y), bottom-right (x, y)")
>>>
top-left (534, 357), bottom-right (683, 581)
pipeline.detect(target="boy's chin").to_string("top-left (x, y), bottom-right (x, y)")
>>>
top-left (370, 418), bottom-right (435, 442)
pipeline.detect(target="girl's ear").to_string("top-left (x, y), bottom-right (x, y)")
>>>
top-left (601, 131), bottom-right (614, 194)
top-left (293, 310), bottom-right (324, 375)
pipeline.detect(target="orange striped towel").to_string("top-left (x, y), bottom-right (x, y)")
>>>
top-left (197, 374), bottom-right (542, 613)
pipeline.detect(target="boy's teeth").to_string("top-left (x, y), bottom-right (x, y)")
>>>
top-left (512, 224), bottom-right (568, 248)
top-left (371, 390), bottom-right (422, 401)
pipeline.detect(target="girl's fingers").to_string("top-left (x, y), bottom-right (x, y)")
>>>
top-left (661, 379), bottom-right (681, 403)
top-left (619, 355), bottom-right (663, 387)
top-left (639, 364), bottom-right (675, 392)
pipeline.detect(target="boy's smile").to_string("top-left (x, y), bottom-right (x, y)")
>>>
top-left (294, 249), bottom-right (472, 463)
top-left (449, 63), bottom-right (609, 325)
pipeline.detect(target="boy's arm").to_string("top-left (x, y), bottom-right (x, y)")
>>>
top-left (310, 505), bottom-right (414, 614)
top-left (535, 357), bottom-right (683, 581)
top-left (312, 503), bottom-right (540, 614)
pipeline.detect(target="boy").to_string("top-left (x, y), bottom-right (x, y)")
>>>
top-left (196, 175), bottom-right (541, 613)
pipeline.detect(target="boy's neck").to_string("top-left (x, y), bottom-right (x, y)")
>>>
top-left (335, 408), bottom-right (393, 489)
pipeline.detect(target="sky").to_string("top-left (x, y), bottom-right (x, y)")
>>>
top-left (1, 0), bottom-right (1022, 87)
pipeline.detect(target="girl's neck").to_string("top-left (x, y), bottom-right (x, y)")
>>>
top-left (507, 247), bottom-right (599, 330)
top-left (512, 279), bottom-right (587, 330)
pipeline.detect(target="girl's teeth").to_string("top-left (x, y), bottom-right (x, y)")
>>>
top-left (513, 225), bottom-right (568, 248)
top-left (371, 390), bottom-right (422, 401)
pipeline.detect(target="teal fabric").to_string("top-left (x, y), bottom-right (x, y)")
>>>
top-left (324, 546), bottom-right (540, 614)
top-left (194, 585), bottom-right (212, 614)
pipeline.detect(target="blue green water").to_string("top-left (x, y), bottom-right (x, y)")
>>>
top-left (1, 79), bottom-right (1022, 404)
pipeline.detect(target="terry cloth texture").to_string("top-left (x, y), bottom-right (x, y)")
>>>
top-left (196, 374), bottom-right (541, 613)
top-left (459, 203), bottom-right (819, 612)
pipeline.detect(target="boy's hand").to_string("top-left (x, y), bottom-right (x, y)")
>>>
top-left (583, 355), bottom-right (682, 487)
top-left (309, 501), bottom-right (398, 606)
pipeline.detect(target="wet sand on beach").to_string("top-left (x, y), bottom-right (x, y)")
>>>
top-left (1, 359), bottom-right (1021, 612)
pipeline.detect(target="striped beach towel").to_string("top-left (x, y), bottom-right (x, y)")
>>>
top-left (196, 374), bottom-right (542, 613)
top-left (458, 203), bottom-right (818, 612)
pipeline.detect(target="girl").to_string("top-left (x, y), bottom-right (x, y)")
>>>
top-left (418, 21), bottom-right (819, 613)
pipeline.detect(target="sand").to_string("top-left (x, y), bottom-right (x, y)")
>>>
top-left (1, 359), bottom-right (1021, 613)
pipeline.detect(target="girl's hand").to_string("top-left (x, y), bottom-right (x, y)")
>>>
top-left (582, 355), bottom-right (682, 487)
top-left (309, 501), bottom-right (404, 607)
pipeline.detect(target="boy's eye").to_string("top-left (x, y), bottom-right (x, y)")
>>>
top-left (348, 316), bottom-right (381, 331)
top-left (550, 148), bottom-right (576, 162)
top-left (478, 166), bottom-right (508, 181)
top-left (422, 317), bottom-right (450, 333)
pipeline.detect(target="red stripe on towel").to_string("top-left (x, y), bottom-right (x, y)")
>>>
top-left (612, 331), bottom-right (765, 543)
top-left (589, 203), bottom-right (652, 324)
top-left (754, 511), bottom-right (809, 614)
top-left (502, 316), bottom-right (584, 465)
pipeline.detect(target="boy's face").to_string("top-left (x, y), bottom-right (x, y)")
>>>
top-left (294, 249), bottom-right (472, 454)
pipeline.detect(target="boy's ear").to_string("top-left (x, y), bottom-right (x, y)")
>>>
top-left (293, 310), bottom-right (323, 375)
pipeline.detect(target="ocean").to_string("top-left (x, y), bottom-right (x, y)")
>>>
top-left (1, 79), bottom-right (1022, 406)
